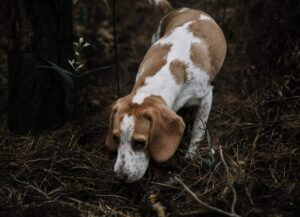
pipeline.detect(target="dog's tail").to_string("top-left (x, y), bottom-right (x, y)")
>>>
top-left (149, 0), bottom-right (173, 14)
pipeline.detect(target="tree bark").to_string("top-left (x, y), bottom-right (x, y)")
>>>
top-left (8, 0), bottom-right (73, 134)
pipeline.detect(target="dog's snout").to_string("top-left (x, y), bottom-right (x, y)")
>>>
top-left (114, 171), bottom-right (128, 182)
top-left (115, 173), bottom-right (128, 182)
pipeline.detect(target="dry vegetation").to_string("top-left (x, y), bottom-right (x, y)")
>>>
top-left (0, 0), bottom-right (299, 216)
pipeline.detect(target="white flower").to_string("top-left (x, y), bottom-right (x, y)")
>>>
top-left (83, 42), bottom-right (90, 47)
top-left (79, 37), bottom-right (84, 44)
top-left (68, 59), bottom-right (75, 66)
top-left (76, 64), bottom-right (84, 70)
top-left (75, 51), bottom-right (80, 56)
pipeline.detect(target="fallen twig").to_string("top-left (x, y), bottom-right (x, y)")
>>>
top-left (219, 146), bottom-right (238, 215)
top-left (174, 176), bottom-right (241, 217)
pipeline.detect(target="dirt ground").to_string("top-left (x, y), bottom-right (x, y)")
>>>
top-left (0, 0), bottom-right (299, 217)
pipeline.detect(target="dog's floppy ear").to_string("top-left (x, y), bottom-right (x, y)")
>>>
top-left (105, 97), bottom-right (131, 150)
top-left (145, 105), bottom-right (185, 162)
top-left (105, 102), bottom-right (119, 151)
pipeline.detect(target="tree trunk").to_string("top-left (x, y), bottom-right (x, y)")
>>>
top-left (8, 0), bottom-right (73, 134)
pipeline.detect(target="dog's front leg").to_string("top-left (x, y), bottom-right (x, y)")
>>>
top-left (185, 89), bottom-right (213, 159)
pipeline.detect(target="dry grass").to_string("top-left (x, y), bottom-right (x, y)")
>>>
top-left (0, 79), bottom-right (299, 216)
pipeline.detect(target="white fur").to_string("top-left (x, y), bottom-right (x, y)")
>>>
top-left (178, 8), bottom-right (190, 12)
top-left (114, 114), bottom-right (149, 182)
top-left (199, 14), bottom-right (212, 21)
top-left (150, 0), bottom-right (163, 6)
top-left (151, 23), bottom-right (161, 44)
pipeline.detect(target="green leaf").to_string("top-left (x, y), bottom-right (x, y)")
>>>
top-left (39, 60), bottom-right (74, 89)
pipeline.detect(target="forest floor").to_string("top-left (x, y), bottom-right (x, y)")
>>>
top-left (0, 1), bottom-right (299, 217)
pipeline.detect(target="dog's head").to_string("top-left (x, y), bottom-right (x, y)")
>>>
top-left (105, 96), bottom-right (185, 182)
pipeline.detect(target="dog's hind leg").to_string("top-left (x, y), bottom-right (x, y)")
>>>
top-left (185, 88), bottom-right (213, 159)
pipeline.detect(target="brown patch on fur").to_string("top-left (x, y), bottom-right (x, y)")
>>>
top-left (105, 97), bottom-right (130, 150)
top-left (133, 43), bottom-right (172, 92)
top-left (128, 95), bottom-right (167, 116)
top-left (133, 117), bottom-right (151, 148)
top-left (188, 20), bottom-right (227, 79)
top-left (190, 42), bottom-right (211, 72)
top-left (169, 60), bottom-right (187, 84)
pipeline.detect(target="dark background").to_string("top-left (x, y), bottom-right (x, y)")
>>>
top-left (0, 0), bottom-right (299, 216)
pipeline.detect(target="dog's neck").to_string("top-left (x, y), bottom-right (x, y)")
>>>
top-left (131, 72), bottom-right (180, 109)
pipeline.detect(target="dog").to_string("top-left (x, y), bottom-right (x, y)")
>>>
top-left (106, 0), bottom-right (227, 182)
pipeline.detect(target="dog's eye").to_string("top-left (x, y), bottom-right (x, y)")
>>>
top-left (132, 140), bottom-right (146, 151)
top-left (113, 135), bottom-right (120, 144)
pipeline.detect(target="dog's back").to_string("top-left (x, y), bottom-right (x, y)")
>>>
top-left (156, 8), bottom-right (227, 79)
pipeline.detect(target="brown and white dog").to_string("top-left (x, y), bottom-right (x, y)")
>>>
top-left (106, 0), bottom-right (227, 182)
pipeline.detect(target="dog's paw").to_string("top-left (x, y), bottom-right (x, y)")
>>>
top-left (185, 144), bottom-right (198, 159)
top-left (184, 152), bottom-right (194, 159)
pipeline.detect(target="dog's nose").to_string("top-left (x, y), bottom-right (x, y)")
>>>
top-left (114, 171), bottom-right (128, 182)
